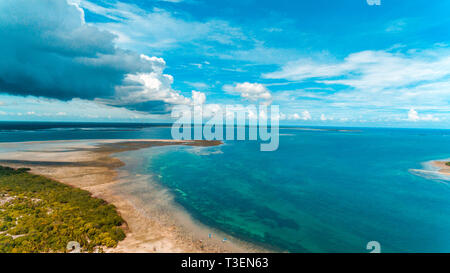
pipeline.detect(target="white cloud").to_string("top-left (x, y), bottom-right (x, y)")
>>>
top-left (111, 54), bottom-right (206, 112)
top-left (264, 27), bottom-right (283, 33)
top-left (264, 48), bottom-right (450, 118)
top-left (301, 110), bottom-right (312, 120)
top-left (223, 82), bottom-right (272, 105)
top-left (0, 0), bottom-right (207, 115)
top-left (320, 114), bottom-right (334, 121)
top-left (0, 95), bottom-right (167, 121)
top-left (421, 114), bottom-right (438, 121)
top-left (385, 19), bottom-right (407, 33)
top-left (407, 108), bottom-right (439, 122)
top-left (184, 81), bottom-right (209, 90)
top-left (407, 109), bottom-right (420, 121)
top-left (116, 73), bottom-right (188, 106)
top-left (289, 113), bottom-right (300, 120)
top-left (264, 50), bottom-right (450, 90)
top-left (191, 63), bottom-right (204, 69)
top-left (80, 0), bottom-right (246, 50)
top-left (284, 111), bottom-right (312, 121)
top-left (192, 91), bottom-right (206, 105)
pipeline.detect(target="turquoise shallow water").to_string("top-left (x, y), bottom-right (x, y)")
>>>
top-left (1, 123), bottom-right (450, 252)
top-left (143, 128), bottom-right (450, 252)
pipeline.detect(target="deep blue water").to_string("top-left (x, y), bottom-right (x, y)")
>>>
top-left (0, 121), bottom-right (174, 142)
top-left (1, 122), bottom-right (450, 252)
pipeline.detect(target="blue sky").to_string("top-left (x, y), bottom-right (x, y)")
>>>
top-left (0, 0), bottom-right (449, 127)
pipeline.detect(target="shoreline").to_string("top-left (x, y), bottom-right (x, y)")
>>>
top-left (0, 139), bottom-right (265, 253)
top-left (431, 160), bottom-right (450, 177)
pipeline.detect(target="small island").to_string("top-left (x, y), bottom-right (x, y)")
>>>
top-left (0, 166), bottom-right (125, 253)
top-left (430, 160), bottom-right (450, 177)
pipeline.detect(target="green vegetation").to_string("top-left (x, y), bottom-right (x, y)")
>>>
top-left (446, 162), bottom-right (450, 167)
top-left (0, 166), bottom-right (125, 253)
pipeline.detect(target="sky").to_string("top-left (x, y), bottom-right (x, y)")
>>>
top-left (0, 0), bottom-right (449, 128)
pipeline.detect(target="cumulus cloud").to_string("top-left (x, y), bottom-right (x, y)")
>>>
top-left (287, 111), bottom-right (311, 120)
top-left (276, 110), bottom-right (311, 121)
top-left (288, 113), bottom-right (300, 120)
top-left (223, 82), bottom-right (272, 105)
top-left (192, 91), bottom-right (206, 105)
top-left (301, 110), bottom-right (312, 120)
top-left (110, 54), bottom-right (197, 112)
top-left (407, 108), bottom-right (439, 122)
top-left (0, 0), bottom-right (199, 114)
top-left (320, 114), bottom-right (334, 121)
top-left (407, 109), bottom-right (420, 121)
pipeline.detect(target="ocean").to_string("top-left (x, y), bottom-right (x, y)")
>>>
top-left (1, 122), bottom-right (450, 252)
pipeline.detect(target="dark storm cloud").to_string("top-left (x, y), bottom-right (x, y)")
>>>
top-left (110, 100), bottom-right (172, 114)
top-left (0, 0), bottom-right (155, 101)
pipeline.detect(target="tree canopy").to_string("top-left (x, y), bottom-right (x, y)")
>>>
top-left (0, 166), bottom-right (125, 253)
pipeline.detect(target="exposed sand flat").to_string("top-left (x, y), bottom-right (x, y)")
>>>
top-left (0, 139), bottom-right (263, 253)
top-left (432, 160), bottom-right (450, 176)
